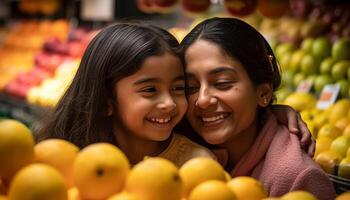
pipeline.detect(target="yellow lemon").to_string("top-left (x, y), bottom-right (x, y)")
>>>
top-left (338, 158), bottom-right (350, 179)
top-left (283, 92), bottom-right (316, 112)
top-left (314, 150), bottom-right (342, 174)
top-left (335, 117), bottom-right (350, 132)
top-left (329, 99), bottom-right (350, 125)
top-left (107, 192), bottom-right (141, 200)
top-left (125, 157), bottom-right (182, 200)
top-left (189, 180), bottom-right (236, 200)
top-left (73, 143), bottom-right (130, 200)
top-left (0, 119), bottom-right (34, 181)
top-left (312, 112), bottom-right (328, 131)
top-left (224, 171), bottom-right (232, 181)
top-left (8, 163), bottom-right (67, 200)
top-left (179, 157), bottom-right (226, 196)
top-left (330, 135), bottom-right (350, 158)
top-left (227, 176), bottom-right (267, 200)
top-left (317, 124), bottom-right (342, 140)
top-left (343, 124), bottom-right (350, 136)
top-left (281, 190), bottom-right (317, 200)
top-left (67, 187), bottom-right (81, 200)
top-left (315, 136), bottom-right (333, 157)
top-left (336, 191), bottom-right (350, 200)
top-left (35, 139), bottom-right (79, 187)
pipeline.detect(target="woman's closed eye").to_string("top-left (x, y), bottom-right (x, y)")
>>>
top-left (214, 80), bottom-right (235, 90)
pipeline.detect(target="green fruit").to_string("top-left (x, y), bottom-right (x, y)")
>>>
top-left (337, 79), bottom-right (350, 98)
top-left (281, 70), bottom-right (295, 87)
top-left (314, 74), bottom-right (333, 93)
top-left (332, 60), bottom-right (350, 80)
top-left (332, 38), bottom-right (350, 61)
top-left (275, 87), bottom-right (292, 103)
top-left (275, 43), bottom-right (296, 61)
top-left (289, 50), bottom-right (305, 73)
top-left (320, 57), bottom-right (335, 75)
top-left (312, 37), bottom-right (331, 59)
top-left (300, 54), bottom-right (319, 75)
top-left (293, 73), bottom-right (306, 88)
top-left (301, 38), bottom-right (314, 53)
top-left (279, 52), bottom-right (293, 70)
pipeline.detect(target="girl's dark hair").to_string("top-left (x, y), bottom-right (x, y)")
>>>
top-left (175, 17), bottom-right (281, 146)
top-left (37, 22), bottom-right (180, 148)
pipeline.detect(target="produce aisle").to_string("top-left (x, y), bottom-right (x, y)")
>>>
top-left (1, 0), bottom-right (350, 199)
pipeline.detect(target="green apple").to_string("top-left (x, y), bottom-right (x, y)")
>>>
top-left (319, 57), bottom-right (335, 75)
top-left (312, 37), bottom-right (331, 59)
top-left (314, 74), bottom-right (333, 93)
top-left (301, 37), bottom-right (314, 53)
top-left (331, 60), bottom-right (350, 80)
top-left (337, 79), bottom-right (350, 98)
top-left (300, 54), bottom-right (319, 75)
top-left (289, 50), bottom-right (305, 73)
top-left (332, 38), bottom-right (350, 61)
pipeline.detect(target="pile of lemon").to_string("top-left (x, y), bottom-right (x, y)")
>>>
top-left (0, 118), bottom-right (347, 200)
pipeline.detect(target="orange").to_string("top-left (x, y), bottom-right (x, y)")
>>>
top-left (0, 119), bottom-right (34, 181)
top-left (227, 176), bottom-right (267, 200)
top-left (179, 157), bottom-right (226, 196)
top-left (73, 143), bottom-right (130, 200)
top-left (317, 124), bottom-right (342, 140)
top-left (125, 157), bottom-right (182, 200)
top-left (329, 99), bottom-right (350, 125)
top-left (107, 192), bottom-right (141, 200)
top-left (281, 190), bottom-right (317, 200)
top-left (315, 136), bottom-right (333, 158)
top-left (335, 117), bottom-right (350, 132)
top-left (35, 139), bottom-right (79, 187)
top-left (8, 163), bottom-right (67, 200)
top-left (188, 180), bottom-right (236, 200)
top-left (336, 191), bottom-right (350, 200)
top-left (314, 150), bottom-right (341, 174)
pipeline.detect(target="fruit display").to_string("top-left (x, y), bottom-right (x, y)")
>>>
top-left (0, 118), bottom-right (321, 200)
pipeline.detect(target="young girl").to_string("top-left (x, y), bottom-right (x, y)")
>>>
top-left (178, 17), bottom-right (335, 199)
top-left (37, 22), bottom-right (216, 166)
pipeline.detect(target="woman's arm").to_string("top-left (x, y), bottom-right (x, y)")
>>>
top-left (270, 104), bottom-right (315, 157)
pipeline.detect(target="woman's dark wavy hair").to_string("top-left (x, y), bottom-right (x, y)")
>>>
top-left (175, 17), bottom-right (281, 146)
top-left (37, 22), bottom-right (180, 148)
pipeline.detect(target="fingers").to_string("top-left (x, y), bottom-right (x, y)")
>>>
top-left (298, 115), bottom-right (312, 150)
top-left (286, 106), bottom-right (300, 135)
top-left (308, 138), bottom-right (316, 158)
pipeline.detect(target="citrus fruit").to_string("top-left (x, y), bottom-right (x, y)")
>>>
top-left (125, 157), bottom-right (182, 200)
top-left (314, 74), bottom-right (333, 93)
top-left (0, 119), bottom-right (34, 181)
top-left (188, 180), bottom-right (236, 200)
top-left (283, 92), bottom-right (316, 112)
top-left (317, 124), bottom-right (342, 140)
top-left (343, 124), bottom-right (350, 136)
top-left (8, 163), bottom-right (67, 200)
top-left (338, 158), bottom-right (350, 179)
top-left (329, 99), bottom-right (350, 125)
top-left (107, 192), bottom-right (141, 200)
top-left (336, 191), bottom-right (350, 200)
top-left (315, 136), bottom-right (333, 158)
top-left (319, 57), bottom-right (335, 75)
top-left (67, 187), bottom-right (81, 200)
top-left (335, 117), bottom-right (350, 132)
top-left (0, 195), bottom-right (6, 200)
top-left (73, 143), bottom-right (130, 200)
top-left (289, 50), bottom-right (305, 73)
top-left (179, 157), bottom-right (226, 196)
top-left (330, 135), bottom-right (350, 158)
top-left (301, 38), bottom-right (314, 53)
top-left (281, 190), bottom-right (317, 200)
top-left (337, 79), bottom-right (350, 98)
top-left (35, 139), bottom-right (79, 187)
top-left (227, 176), bottom-right (267, 200)
top-left (332, 38), bottom-right (350, 61)
top-left (311, 37), bottom-right (331, 59)
top-left (314, 150), bottom-right (341, 174)
top-left (331, 60), bottom-right (350, 80)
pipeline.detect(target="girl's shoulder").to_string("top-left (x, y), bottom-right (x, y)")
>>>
top-left (159, 133), bottom-right (217, 166)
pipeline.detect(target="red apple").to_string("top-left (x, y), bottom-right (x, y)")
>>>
top-left (224, 0), bottom-right (257, 17)
top-left (181, 0), bottom-right (211, 13)
top-left (257, 0), bottom-right (289, 18)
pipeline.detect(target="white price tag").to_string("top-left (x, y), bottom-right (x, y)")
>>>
top-left (81, 0), bottom-right (115, 21)
top-left (316, 84), bottom-right (340, 110)
top-left (296, 80), bottom-right (313, 93)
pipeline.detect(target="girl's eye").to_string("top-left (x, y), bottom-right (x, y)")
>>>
top-left (172, 85), bottom-right (185, 92)
top-left (140, 87), bottom-right (156, 93)
top-left (214, 81), bottom-right (234, 90)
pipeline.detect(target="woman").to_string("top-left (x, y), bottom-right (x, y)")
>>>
top-left (177, 17), bottom-right (335, 199)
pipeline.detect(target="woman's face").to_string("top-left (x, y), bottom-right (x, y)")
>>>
top-left (114, 53), bottom-right (187, 142)
top-left (184, 39), bottom-right (264, 145)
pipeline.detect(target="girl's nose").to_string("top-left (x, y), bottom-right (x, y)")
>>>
top-left (157, 95), bottom-right (177, 112)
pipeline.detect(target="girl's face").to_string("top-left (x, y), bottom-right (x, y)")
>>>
top-left (115, 53), bottom-right (187, 142)
top-left (184, 40), bottom-right (266, 145)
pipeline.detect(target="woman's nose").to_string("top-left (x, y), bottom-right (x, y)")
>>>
top-left (195, 87), bottom-right (217, 109)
